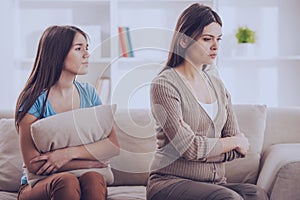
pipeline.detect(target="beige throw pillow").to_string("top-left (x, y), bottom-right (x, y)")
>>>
top-left (28, 104), bottom-right (116, 187)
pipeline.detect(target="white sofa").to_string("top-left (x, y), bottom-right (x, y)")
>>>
top-left (0, 105), bottom-right (300, 200)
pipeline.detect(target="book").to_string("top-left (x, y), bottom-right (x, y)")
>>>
top-left (118, 26), bottom-right (134, 57)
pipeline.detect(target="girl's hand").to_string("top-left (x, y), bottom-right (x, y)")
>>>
top-left (30, 149), bottom-right (72, 175)
top-left (235, 133), bottom-right (250, 156)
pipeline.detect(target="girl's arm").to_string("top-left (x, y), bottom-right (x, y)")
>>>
top-left (31, 126), bottom-right (120, 175)
top-left (30, 127), bottom-right (120, 175)
top-left (18, 113), bottom-right (58, 174)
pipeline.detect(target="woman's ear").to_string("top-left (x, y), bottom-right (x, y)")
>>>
top-left (179, 35), bottom-right (189, 49)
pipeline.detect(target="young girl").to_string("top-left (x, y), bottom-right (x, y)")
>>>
top-left (15, 25), bottom-right (120, 200)
top-left (147, 4), bottom-right (268, 200)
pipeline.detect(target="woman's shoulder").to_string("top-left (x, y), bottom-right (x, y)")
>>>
top-left (152, 68), bottom-right (178, 84)
top-left (204, 65), bottom-right (229, 99)
top-left (204, 65), bottom-right (226, 88)
top-left (151, 68), bottom-right (182, 96)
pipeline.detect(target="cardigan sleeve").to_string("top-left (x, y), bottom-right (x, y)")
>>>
top-left (202, 87), bottom-right (244, 163)
top-left (222, 88), bottom-right (240, 137)
top-left (221, 88), bottom-right (244, 160)
top-left (150, 77), bottom-right (224, 161)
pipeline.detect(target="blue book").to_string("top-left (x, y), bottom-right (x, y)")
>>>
top-left (125, 27), bottom-right (134, 57)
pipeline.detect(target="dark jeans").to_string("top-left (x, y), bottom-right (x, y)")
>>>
top-left (149, 179), bottom-right (269, 200)
top-left (18, 171), bottom-right (107, 200)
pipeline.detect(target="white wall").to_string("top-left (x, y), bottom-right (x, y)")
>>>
top-left (0, 0), bottom-right (299, 111)
top-left (217, 0), bottom-right (300, 107)
top-left (0, 0), bottom-right (19, 111)
top-left (277, 0), bottom-right (300, 106)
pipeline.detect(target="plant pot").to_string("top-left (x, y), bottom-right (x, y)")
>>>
top-left (236, 43), bottom-right (255, 57)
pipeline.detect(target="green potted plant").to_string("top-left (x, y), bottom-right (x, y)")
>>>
top-left (235, 26), bottom-right (256, 56)
top-left (235, 27), bottom-right (256, 44)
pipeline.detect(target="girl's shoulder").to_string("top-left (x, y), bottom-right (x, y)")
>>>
top-left (74, 80), bottom-right (101, 106)
top-left (74, 80), bottom-right (96, 92)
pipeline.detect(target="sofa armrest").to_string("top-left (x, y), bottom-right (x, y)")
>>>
top-left (269, 162), bottom-right (300, 200)
top-left (257, 143), bottom-right (300, 195)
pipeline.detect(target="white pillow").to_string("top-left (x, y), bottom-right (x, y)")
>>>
top-left (28, 104), bottom-right (116, 187)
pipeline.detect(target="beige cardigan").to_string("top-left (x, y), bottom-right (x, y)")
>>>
top-left (149, 66), bottom-right (243, 186)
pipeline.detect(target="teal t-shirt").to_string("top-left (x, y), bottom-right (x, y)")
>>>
top-left (21, 80), bottom-right (102, 185)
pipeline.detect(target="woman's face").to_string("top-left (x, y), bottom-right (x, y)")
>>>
top-left (63, 32), bottom-right (89, 75)
top-left (185, 22), bottom-right (222, 66)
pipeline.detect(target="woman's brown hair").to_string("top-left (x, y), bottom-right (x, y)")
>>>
top-left (165, 3), bottom-right (222, 69)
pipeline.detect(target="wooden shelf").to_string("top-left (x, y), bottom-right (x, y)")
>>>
top-left (219, 55), bottom-right (300, 62)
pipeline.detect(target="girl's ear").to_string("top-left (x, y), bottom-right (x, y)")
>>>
top-left (179, 35), bottom-right (189, 49)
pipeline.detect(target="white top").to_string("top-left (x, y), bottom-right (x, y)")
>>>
top-left (199, 100), bottom-right (218, 121)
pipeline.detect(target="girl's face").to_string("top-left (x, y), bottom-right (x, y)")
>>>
top-left (185, 22), bottom-right (222, 67)
top-left (63, 32), bottom-right (89, 75)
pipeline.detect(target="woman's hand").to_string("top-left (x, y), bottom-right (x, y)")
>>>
top-left (235, 133), bottom-right (250, 156)
top-left (30, 148), bottom-right (73, 175)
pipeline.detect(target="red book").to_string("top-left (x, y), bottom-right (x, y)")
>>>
top-left (118, 27), bottom-right (129, 57)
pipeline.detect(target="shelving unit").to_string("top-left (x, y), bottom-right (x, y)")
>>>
top-left (110, 0), bottom-right (216, 108)
top-left (14, 0), bottom-right (215, 107)
top-left (215, 0), bottom-right (300, 106)
top-left (12, 0), bottom-right (300, 108)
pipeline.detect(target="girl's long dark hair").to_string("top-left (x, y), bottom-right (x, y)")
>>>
top-left (15, 25), bottom-right (87, 129)
top-left (165, 3), bottom-right (222, 69)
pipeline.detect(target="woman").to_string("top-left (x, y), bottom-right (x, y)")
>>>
top-left (147, 3), bottom-right (268, 200)
top-left (15, 25), bottom-right (120, 200)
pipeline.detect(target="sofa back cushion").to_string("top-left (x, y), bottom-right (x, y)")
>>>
top-left (0, 119), bottom-right (23, 192)
top-left (225, 104), bottom-right (267, 183)
top-left (0, 104), bottom-right (268, 189)
top-left (110, 109), bottom-right (156, 186)
top-left (232, 105), bottom-right (266, 154)
top-left (110, 104), bottom-right (267, 186)
top-left (263, 107), bottom-right (300, 152)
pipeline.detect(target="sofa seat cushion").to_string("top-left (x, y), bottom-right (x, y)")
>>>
top-left (257, 143), bottom-right (300, 195)
top-left (108, 186), bottom-right (146, 200)
top-left (0, 119), bottom-right (23, 192)
top-left (0, 191), bottom-right (18, 200)
top-left (0, 187), bottom-right (147, 200)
